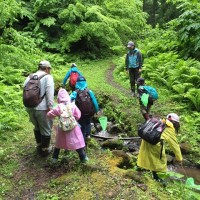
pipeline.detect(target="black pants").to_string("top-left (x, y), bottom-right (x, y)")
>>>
top-left (52, 147), bottom-right (86, 161)
top-left (152, 171), bottom-right (160, 180)
top-left (78, 116), bottom-right (91, 142)
top-left (129, 68), bottom-right (140, 93)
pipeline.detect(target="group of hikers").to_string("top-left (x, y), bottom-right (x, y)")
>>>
top-left (125, 41), bottom-right (182, 185)
top-left (23, 41), bottom-right (182, 186)
top-left (23, 61), bottom-right (99, 163)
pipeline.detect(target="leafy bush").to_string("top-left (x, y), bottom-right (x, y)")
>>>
top-left (168, 0), bottom-right (200, 60)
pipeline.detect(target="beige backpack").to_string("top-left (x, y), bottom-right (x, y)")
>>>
top-left (58, 103), bottom-right (77, 132)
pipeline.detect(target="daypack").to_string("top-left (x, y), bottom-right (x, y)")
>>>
top-left (23, 73), bottom-right (47, 108)
top-left (58, 104), bottom-right (77, 132)
top-left (138, 117), bottom-right (166, 158)
top-left (75, 89), bottom-right (95, 117)
top-left (69, 71), bottom-right (79, 87)
top-left (143, 86), bottom-right (158, 100)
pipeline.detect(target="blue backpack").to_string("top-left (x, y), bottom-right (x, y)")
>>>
top-left (143, 86), bottom-right (158, 100)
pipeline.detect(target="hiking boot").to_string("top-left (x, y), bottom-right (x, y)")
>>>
top-left (46, 157), bottom-right (59, 167)
top-left (155, 178), bottom-right (167, 187)
top-left (41, 146), bottom-right (53, 157)
top-left (81, 156), bottom-right (89, 163)
top-left (86, 135), bottom-right (91, 142)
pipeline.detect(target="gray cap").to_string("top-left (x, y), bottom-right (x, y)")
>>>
top-left (127, 41), bottom-right (135, 47)
top-left (39, 60), bottom-right (52, 69)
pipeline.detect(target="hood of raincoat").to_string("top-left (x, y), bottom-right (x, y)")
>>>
top-left (71, 66), bottom-right (79, 72)
top-left (57, 88), bottom-right (70, 103)
top-left (162, 119), bottom-right (174, 129)
top-left (75, 76), bottom-right (87, 90)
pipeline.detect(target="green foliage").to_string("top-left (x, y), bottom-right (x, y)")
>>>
top-left (138, 32), bottom-right (200, 112)
top-left (9, 0), bottom-right (148, 58)
top-left (0, 0), bottom-right (22, 28)
top-left (143, 0), bottom-right (180, 28)
top-left (184, 89), bottom-right (200, 111)
top-left (40, 17), bottom-right (56, 27)
top-left (0, 84), bottom-right (25, 131)
top-left (168, 0), bottom-right (200, 60)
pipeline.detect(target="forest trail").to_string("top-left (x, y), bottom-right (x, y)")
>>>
top-left (106, 64), bottom-right (130, 96)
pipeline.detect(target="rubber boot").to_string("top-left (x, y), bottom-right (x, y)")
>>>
top-left (52, 148), bottom-right (60, 160)
top-left (152, 171), bottom-right (167, 187)
top-left (76, 148), bottom-right (88, 163)
top-left (34, 130), bottom-right (42, 153)
top-left (40, 135), bottom-right (52, 157)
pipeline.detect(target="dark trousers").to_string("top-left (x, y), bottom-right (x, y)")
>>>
top-left (78, 116), bottom-right (91, 141)
top-left (129, 68), bottom-right (140, 93)
top-left (52, 147), bottom-right (86, 161)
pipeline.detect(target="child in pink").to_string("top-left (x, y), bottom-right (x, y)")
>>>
top-left (47, 88), bottom-right (88, 162)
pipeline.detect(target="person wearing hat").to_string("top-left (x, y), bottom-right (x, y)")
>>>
top-left (125, 41), bottom-right (143, 97)
top-left (137, 77), bottom-right (155, 121)
top-left (70, 76), bottom-right (99, 142)
top-left (62, 63), bottom-right (83, 91)
top-left (23, 60), bottom-right (54, 156)
top-left (137, 113), bottom-right (182, 185)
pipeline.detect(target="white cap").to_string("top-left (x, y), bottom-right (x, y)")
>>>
top-left (167, 113), bottom-right (180, 122)
top-left (39, 60), bottom-right (52, 69)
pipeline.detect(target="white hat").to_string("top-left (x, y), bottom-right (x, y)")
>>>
top-left (39, 60), bottom-right (52, 69)
top-left (167, 113), bottom-right (180, 122)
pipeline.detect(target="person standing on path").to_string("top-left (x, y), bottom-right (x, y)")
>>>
top-left (23, 60), bottom-right (54, 156)
top-left (125, 41), bottom-right (143, 97)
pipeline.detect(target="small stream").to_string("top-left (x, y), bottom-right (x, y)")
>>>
top-left (93, 128), bottom-right (200, 186)
top-left (169, 166), bottom-right (200, 185)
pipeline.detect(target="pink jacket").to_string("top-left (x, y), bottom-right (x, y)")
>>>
top-left (47, 89), bottom-right (85, 150)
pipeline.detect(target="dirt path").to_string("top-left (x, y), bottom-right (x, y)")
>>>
top-left (105, 64), bottom-right (130, 96)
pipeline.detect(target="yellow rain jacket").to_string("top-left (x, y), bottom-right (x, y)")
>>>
top-left (137, 119), bottom-right (182, 172)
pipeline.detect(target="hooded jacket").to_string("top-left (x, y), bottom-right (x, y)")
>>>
top-left (125, 48), bottom-right (142, 70)
top-left (137, 119), bottom-right (182, 172)
top-left (70, 78), bottom-right (99, 113)
top-left (47, 89), bottom-right (85, 150)
top-left (63, 66), bottom-right (82, 86)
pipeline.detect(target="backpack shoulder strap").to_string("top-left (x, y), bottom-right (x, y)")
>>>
top-left (38, 73), bottom-right (48, 80)
top-left (85, 88), bottom-right (90, 93)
